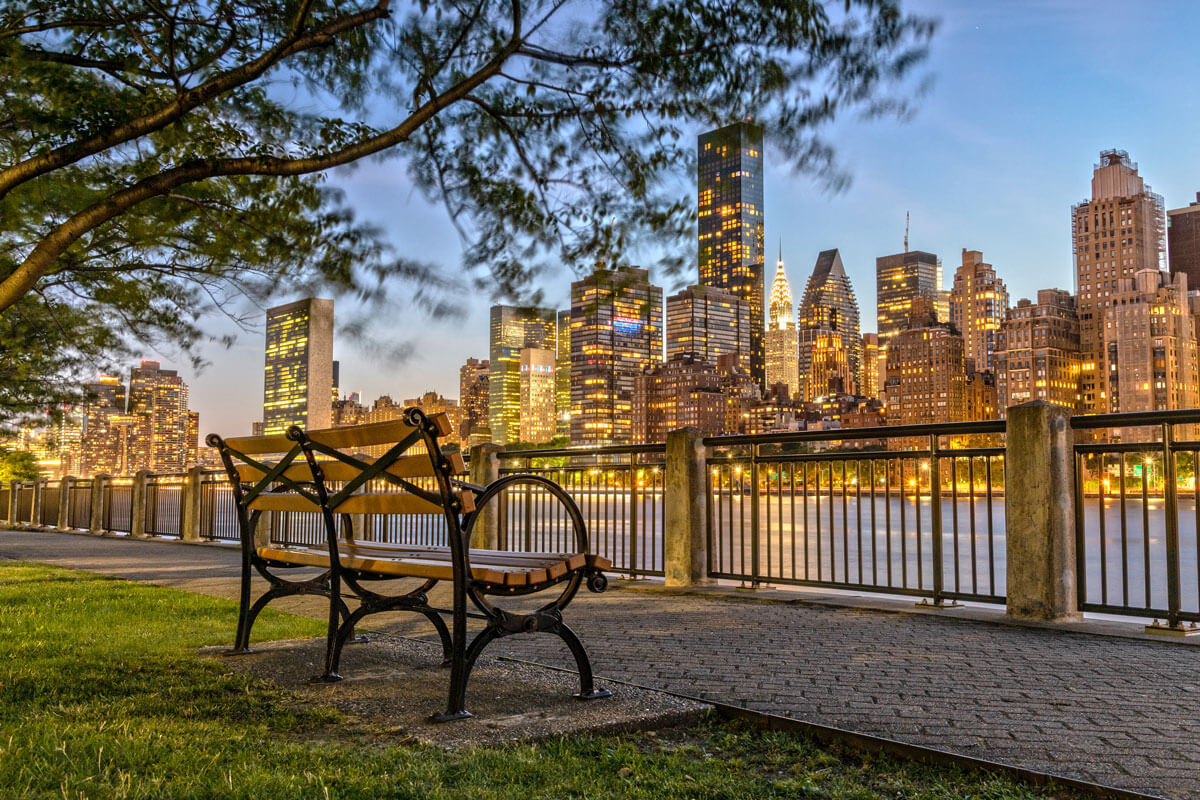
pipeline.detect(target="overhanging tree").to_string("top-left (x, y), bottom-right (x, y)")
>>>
top-left (0, 0), bottom-right (934, 420)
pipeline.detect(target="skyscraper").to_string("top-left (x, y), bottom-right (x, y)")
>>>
top-left (698, 122), bottom-right (765, 385)
top-left (263, 298), bottom-right (334, 435)
top-left (876, 249), bottom-right (939, 350)
top-left (861, 333), bottom-right (881, 400)
top-left (949, 249), bottom-right (1009, 373)
top-left (458, 357), bottom-right (490, 443)
top-left (764, 248), bottom-right (799, 396)
top-left (128, 360), bottom-right (190, 472)
top-left (632, 354), bottom-right (726, 443)
top-left (488, 305), bottom-right (556, 445)
top-left (665, 285), bottom-right (750, 372)
top-left (797, 249), bottom-right (862, 399)
top-left (995, 289), bottom-right (1080, 414)
top-left (1168, 192), bottom-right (1200, 290)
top-left (556, 309), bottom-right (572, 439)
top-left (80, 376), bottom-right (133, 476)
top-left (885, 297), bottom-right (967, 428)
top-left (570, 266), bottom-right (663, 444)
top-left (1097, 270), bottom-right (1197, 415)
top-left (1072, 150), bottom-right (1167, 413)
top-left (519, 348), bottom-right (557, 444)
top-left (806, 331), bottom-right (852, 399)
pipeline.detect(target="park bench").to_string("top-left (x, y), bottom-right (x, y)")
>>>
top-left (206, 408), bottom-right (612, 721)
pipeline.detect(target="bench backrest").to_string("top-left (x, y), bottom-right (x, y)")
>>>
top-left (207, 410), bottom-right (473, 548)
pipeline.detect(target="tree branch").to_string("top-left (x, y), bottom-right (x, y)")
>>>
top-left (0, 0), bottom-right (378, 202)
top-left (0, 19), bottom-right (526, 315)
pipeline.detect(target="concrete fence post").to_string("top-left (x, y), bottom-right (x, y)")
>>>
top-left (7, 480), bottom-right (18, 526)
top-left (469, 443), bottom-right (503, 550)
top-left (180, 467), bottom-right (204, 542)
top-left (1005, 401), bottom-right (1080, 621)
top-left (57, 477), bottom-right (72, 531)
top-left (664, 427), bottom-right (710, 588)
top-left (89, 474), bottom-right (108, 535)
top-left (30, 479), bottom-right (43, 526)
top-left (130, 470), bottom-right (151, 538)
top-left (254, 511), bottom-right (272, 549)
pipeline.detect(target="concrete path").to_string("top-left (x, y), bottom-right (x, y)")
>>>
top-left (3, 529), bottom-right (1199, 799)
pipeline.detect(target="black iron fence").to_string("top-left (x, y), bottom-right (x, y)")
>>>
top-left (1072, 410), bottom-right (1200, 629)
top-left (4, 408), bottom-right (1200, 624)
top-left (147, 474), bottom-right (187, 537)
top-left (67, 478), bottom-right (91, 529)
top-left (103, 479), bottom-right (133, 534)
top-left (705, 422), bottom-right (1007, 605)
top-left (497, 444), bottom-right (666, 578)
top-left (197, 472), bottom-right (237, 541)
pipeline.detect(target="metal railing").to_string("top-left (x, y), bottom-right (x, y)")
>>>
top-left (15, 483), bottom-right (34, 524)
top-left (40, 484), bottom-right (59, 527)
top-left (198, 472), bottom-right (237, 541)
top-left (147, 473), bottom-right (187, 537)
top-left (498, 444), bottom-right (666, 577)
top-left (1073, 409), bottom-right (1200, 629)
top-left (3, 407), bottom-right (1199, 625)
top-left (67, 478), bottom-right (92, 529)
top-left (705, 421), bottom-right (1007, 604)
top-left (103, 479), bottom-right (133, 534)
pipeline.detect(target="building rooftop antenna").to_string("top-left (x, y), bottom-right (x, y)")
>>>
top-left (904, 211), bottom-right (909, 252)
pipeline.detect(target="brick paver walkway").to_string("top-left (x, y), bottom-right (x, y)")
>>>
top-left (2, 529), bottom-right (1198, 798)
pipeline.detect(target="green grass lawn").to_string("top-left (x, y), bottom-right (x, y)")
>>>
top-left (0, 562), bottom-right (1082, 799)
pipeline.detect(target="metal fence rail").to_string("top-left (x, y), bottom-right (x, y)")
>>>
top-left (5, 407), bottom-right (1200, 625)
top-left (1072, 410), bottom-right (1200, 628)
top-left (40, 484), bottom-right (59, 527)
top-left (67, 479), bottom-right (92, 529)
top-left (198, 473), bottom-right (237, 541)
top-left (704, 422), bottom-right (1007, 604)
top-left (15, 484), bottom-right (34, 525)
top-left (103, 480), bottom-right (133, 534)
top-left (498, 444), bottom-right (666, 578)
top-left (146, 474), bottom-right (186, 537)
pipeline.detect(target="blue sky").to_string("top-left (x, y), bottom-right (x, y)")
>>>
top-left (178, 0), bottom-right (1200, 437)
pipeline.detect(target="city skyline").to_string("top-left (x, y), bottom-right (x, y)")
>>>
top-left (122, 1), bottom-right (1196, 437)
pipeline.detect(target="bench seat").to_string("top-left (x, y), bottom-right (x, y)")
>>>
top-left (257, 542), bottom-right (611, 587)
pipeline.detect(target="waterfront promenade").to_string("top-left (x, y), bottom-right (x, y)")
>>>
top-left (2, 528), bottom-right (1198, 799)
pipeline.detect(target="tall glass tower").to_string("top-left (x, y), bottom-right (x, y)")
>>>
top-left (875, 250), bottom-right (939, 350)
top-left (764, 247), bottom-right (799, 396)
top-left (698, 122), bottom-right (765, 386)
top-left (488, 305), bottom-right (556, 445)
top-left (798, 249), bottom-right (862, 398)
top-left (263, 298), bottom-right (334, 436)
top-left (569, 266), bottom-right (663, 444)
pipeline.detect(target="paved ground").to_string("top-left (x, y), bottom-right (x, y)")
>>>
top-left (3, 528), bottom-right (1199, 798)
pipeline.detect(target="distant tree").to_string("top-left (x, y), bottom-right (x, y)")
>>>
top-left (0, 1), bottom-right (934, 422)
top-left (0, 448), bottom-right (39, 481)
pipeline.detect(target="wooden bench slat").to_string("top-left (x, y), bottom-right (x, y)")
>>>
top-left (256, 545), bottom-right (563, 586)
top-left (303, 414), bottom-right (451, 450)
top-left (248, 493), bottom-right (319, 512)
top-left (235, 451), bottom-right (466, 484)
top-left (223, 433), bottom-right (296, 455)
top-left (583, 553), bottom-right (613, 571)
top-left (248, 490), bottom-right (475, 515)
top-left (335, 491), bottom-right (476, 515)
top-left (337, 543), bottom-right (585, 578)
